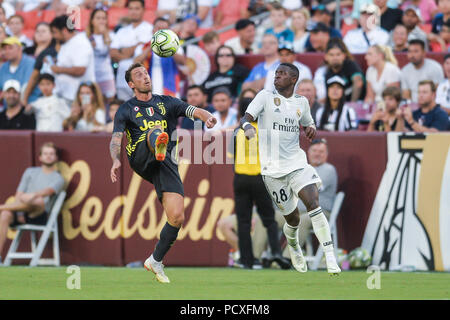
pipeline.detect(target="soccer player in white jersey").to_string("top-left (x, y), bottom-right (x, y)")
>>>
top-left (240, 62), bottom-right (341, 274)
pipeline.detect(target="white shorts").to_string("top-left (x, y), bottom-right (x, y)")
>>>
top-left (262, 165), bottom-right (322, 215)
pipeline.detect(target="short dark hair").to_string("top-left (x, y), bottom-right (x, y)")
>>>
top-left (50, 15), bottom-right (75, 32)
top-left (238, 97), bottom-right (253, 118)
top-left (38, 73), bottom-right (55, 84)
top-left (202, 31), bottom-right (219, 44)
top-left (235, 19), bottom-right (255, 31)
top-left (408, 39), bottom-right (425, 50)
top-left (278, 62), bottom-right (299, 83)
top-left (125, 63), bottom-right (145, 83)
top-left (187, 85), bottom-right (206, 95)
top-left (418, 80), bottom-right (436, 92)
top-left (153, 16), bottom-right (169, 26)
top-left (8, 14), bottom-right (24, 24)
top-left (127, 0), bottom-right (145, 7)
top-left (109, 99), bottom-right (124, 107)
top-left (382, 86), bottom-right (402, 102)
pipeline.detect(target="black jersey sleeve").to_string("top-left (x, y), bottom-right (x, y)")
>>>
top-left (167, 96), bottom-right (197, 120)
top-left (113, 104), bottom-right (128, 133)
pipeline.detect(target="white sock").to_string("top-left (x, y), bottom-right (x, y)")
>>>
top-left (283, 222), bottom-right (299, 248)
top-left (309, 207), bottom-right (334, 253)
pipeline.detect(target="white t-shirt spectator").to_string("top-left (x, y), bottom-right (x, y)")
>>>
top-left (204, 107), bottom-right (237, 131)
top-left (157, 0), bottom-right (178, 10)
top-left (2, 1), bottom-right (15, 18)
top-left (281, 0), bottom-right (303, 10)
top-left (344, 27), bottom-right (389, 54)
top-left (313, 65), bottom-right (327, 102)
top-left (436, 79), bottom-right (450, 110)
top-left (29, 95), bottom-right (70, 132)
top-left (401, 58), bottom-right (444, 102)
top-left (225, 36), bottom-right (259, 55)
top-left (366, 62), bottom-right (401, 102)
top-left (110, 21), bottom-right (153, 93)
top-left (85, 32), bottom-right (115, 83)
top-left (17, 0), bottom-right (50, 12)
top-left (178, 0), bottom-right (214, 28)
top-left (55, 32), bottom-right (95, 102)
top-left (75, 109), bottom-right (106, 131)
top-left (264, 60), bottom-right (312, 92)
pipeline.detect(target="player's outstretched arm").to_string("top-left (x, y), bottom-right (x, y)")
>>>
top-left (239, 112), bottom-right (256, 140)
top-left (193, 108), bottom-right (217, 129)
top-left (110, 132), bottom-right (123, 183)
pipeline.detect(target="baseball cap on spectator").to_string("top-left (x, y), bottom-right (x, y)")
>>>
top-left (307, 22), bottom-right (329, 33)
top-left (360, 3), bottom-right (379, 15)
top-left (3, 79), bottom-right (21, 92)
top-left (404, 5), bottom-right (423, 22)
top-left (278, 42), bottom-right (295, 53)
top-left (235, 19), bottom-right (255, 31)
top-left (326, 75), bottom-right (346, 87)
top-left (212, 86), bottom-right (232, 98)
top-left (184, 14), bottom-right (201, 25)
top-left (1, 36), bottom-right (22, 47)
top-left (311, 4), bottom-right (331, 15)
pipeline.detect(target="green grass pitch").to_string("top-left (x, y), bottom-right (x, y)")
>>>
top-left (0, 266), bottom-right (449, 300)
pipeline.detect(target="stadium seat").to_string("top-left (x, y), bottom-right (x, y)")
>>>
top-left (3, 191), bottom-right (66, 267)
top-left (108, 8), bottom-right (128, 29)
top-left (16, 10), bottom-right (45, 30)
top-left (143, 10), bottom-right (156, 24)
top-left (304, 191), bottom-right (345, 270)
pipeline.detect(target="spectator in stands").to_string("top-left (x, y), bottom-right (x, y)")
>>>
top-left (0, 79), bottom-right (35, 129)
top-left (324, 38), bottom-right (365, 102)
top-left (177, 14), bottom-right (200, 42)
top-left (0, 36), bottom-right (40, 103)
top-left (0, 141), bottom-right (65, 265)
top-left (364, 45), bottom-right (401, 105)
top-left (368, 86), bottom-right (404, 131)
top-left (204, 86), bottom-right (238, 132)
top-left (264, 42), bottom-right (312, 91)
top-left (375, 0), bottom-right (403, 32)
top-left (85, 9), bottom-right (116, 102)
top-left (156, 0), bottom-right (178, 24)
top-left (214, 0), bottom-right (250, 29)
top-left (203, 45), bottom-right (249, 102)
top-left (305, 22), bottom-right (331, 53)
top-left (309, 4), bottom-right (342, 39)
top-left (297, 79), bottom-right (322, 123)
top-left (24, 22), bottom-right (52, 58)
top-left (396, 6), bottom-right (429, 49)
top-left (25, 73), bottom-right (70, 132)
top-left (264, 2), bottom-right (294, 47)
top-left (15, 0), bottom-right (50, 11)
top-left (202, 31), bottom-right (221, 56)
top-left (402, 80), bottom-right (450, 131)
top-left (401, 39), bottom-right (444, 102)
top-left (430, 18), bottom-right (450, 51)
top-left (344, 3), bottom-right (389, 54)
top-left (241, 33), bottom-right (279, 92)
top-left (401, 0), bottom-right (439, 24)
top-left (391, 24), bottom-right (409, 52)
top-left (63, 82), bottom-right (106, 132)
top-left (432, 0), bottom-right (450, 34)
top-left (104, 99), bottom-right (122, 133)
top-left (50, 15), bottom-right (96, 106)
top-left (176, 0), bottom-right (214, 29)
top-left (225, 19), bottom-right (258, 54)
top-left (7, 14), bottom-right (32, 48)
top-left (436, 53), bottom-right (450, 114)
top-left (180, 85), bottom-right (215, 130)
top-left (0, 0), bottom-right (14, 19)
top-left (110, 0), bottom-right (153, 101)
top-left (316, 76), bottom-right (357, 131)
top-left (294, 138), bottom-right (338, 251)
top-left (134, 17), bottom-right (186, 98)
top-left (291, 8), bottom-right (309, 53)
top-left (0, 7), bottom-right (7, 27)
top-left (0, 25), bottom-right (7, 66)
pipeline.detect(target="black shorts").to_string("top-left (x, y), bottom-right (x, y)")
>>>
top-left (10, 212), bottom-right (48, 228)
top-left (128, 139), bottom-right (184, 202)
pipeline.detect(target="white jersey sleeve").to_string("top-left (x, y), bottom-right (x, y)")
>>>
top-left (246, 90), bottom-right (268, 120)
top-left (299, 97), bottom-right (315, 128)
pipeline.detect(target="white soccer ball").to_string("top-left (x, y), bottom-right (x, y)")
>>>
top-left (151, 29), bottom-right (180, 58)
top-left (348, 247), bottom-right (372, 269)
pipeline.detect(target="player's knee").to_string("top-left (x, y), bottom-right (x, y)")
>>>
top-left (168, 212), bottom-right (185, 227)
top-left (285, 210), bottom-right (300, 227)
top-left (216, 218), bottom-right (228, 231)
top-left (0, 211), bottom-right (12, 223)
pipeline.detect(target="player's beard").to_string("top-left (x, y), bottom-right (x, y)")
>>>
top-left (137, 87), bottom-right (152, 94)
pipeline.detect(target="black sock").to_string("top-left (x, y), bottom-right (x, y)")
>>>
top-left (152, 222), bottom-right (180, 262)
top-left (148, 129), bottom-right (162, 149)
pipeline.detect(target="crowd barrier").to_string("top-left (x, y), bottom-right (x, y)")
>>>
top-left (0, 130), bottom-right (387, 266)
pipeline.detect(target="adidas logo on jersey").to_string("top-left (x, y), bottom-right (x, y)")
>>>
top-left (274, 108), bottom-right (281, 113)
top-left (312, 174), bottom-right (318, 179)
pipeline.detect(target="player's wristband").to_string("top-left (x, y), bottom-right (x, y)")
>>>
top-left (241, 122), bottom-right (251, 130)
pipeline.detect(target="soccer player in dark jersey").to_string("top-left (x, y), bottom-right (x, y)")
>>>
top-left (109, 63), bottom-right (217, 283)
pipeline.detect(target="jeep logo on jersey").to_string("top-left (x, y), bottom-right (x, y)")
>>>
top-left (274, 97), bottom-right (281, 106)
top-left (146, 107), bottom-right (154, 117)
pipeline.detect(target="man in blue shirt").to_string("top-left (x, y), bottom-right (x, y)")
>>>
top-left (0, 37), bottom-right (40, 103)
top-left (403, 80), bottom-right (450, 132)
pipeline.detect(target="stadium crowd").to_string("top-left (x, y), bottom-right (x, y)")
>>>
top-left (0, 0), bottom-right (449, 132)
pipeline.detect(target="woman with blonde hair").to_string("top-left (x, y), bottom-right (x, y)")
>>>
top-left (364, 44), bottom-right (401, 104)
top-left (291, 8), bottom-right (310, 53)
top-left (64, 82), bottom-right (106, 132)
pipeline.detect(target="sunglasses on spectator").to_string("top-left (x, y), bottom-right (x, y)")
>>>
top-left (218, 53), bottom-right (233, 57)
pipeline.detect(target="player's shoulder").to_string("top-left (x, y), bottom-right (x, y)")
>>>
top-left (292, 93), bottom-right (309, 104)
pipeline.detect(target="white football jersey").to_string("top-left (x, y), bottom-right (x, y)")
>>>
top-left (246, 90), bottom-right (315, 178)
